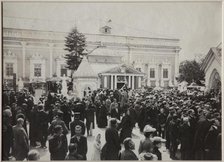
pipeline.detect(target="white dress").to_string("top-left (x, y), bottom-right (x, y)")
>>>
top-left (91, 141), bottom-right (101, 160)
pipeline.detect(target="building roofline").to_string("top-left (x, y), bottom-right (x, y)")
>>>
top-left (3, 27), bottom-right (180, 42)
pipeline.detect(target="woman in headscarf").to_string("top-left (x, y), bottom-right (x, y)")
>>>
top-left (91, 133), bottom-right (101, 160)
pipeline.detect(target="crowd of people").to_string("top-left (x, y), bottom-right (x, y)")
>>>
top-left (2, 86), bottom-right (222, 161)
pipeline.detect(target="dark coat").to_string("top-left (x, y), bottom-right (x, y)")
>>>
top-left (153, 147), bottom-right (162, 160)
top-left (111, 108), bottom-right (120, 120)
top-left (12, 125), bottom-right (29, 160)
top-left (29, 109), bottom-right (39, 142)
top-left (49, 134), bottom-right (68, 160)
top-left (70, 135), bottom-right (88, 160)
top-left (85, 105), bottom-right (95, 130)
top-left (48, 118), bottom-right (69, 135)
top-left (38, 110), bottom-right (49, 133)
top-left (193, 117), bottom-right (211, 150)
top-left (102, 127), bottom-right (121, 160)
top-left (73, 102), bottom-right (85, 121)
top-left (98, 105), bottom-right (108, 128)
top-left (70, 119), bottom-right (86, 137)
top-left (204, 125), bottom-right (220, 160)
top-left (2, 124), bottom-right (13, 160)
top-left (119, 115), bottom-right (133, 143)
top-left (119, 150), bottom-right (138, 160)
top-left (179, 123), bottom-right (192, 151)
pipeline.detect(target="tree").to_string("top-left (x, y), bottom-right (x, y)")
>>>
top-left (178, 60), bottom-right (205, 85)
top-left (64, 27), bottom-right (86, 77)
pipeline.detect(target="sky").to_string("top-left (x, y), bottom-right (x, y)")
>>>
top-left (2, 1), bottom-right (222, 61)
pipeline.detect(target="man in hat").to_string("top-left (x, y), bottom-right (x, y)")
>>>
top-left (2, 109), bottom-right (14, 160)
top-left (37, 104), bottom-right (49, 148)
top-left (70, 112), bottom-right (86, 137)
top-left (119, 138), bottom-right (138, 160)
top-left (73, 99), bottom-right (85, 122)
top-left (49, 125), bottom-right (68, 160)
top-left (168, 114), bottom-right (179, 160)
top-left (138, 125), bottom-right (156, 154)
top-left (157, 108), bottom-right (167, 138)
top-left (70, 125), bottom-right (88, 160)
top-left (165, 107), bottom-right (175, 149)
top-left (179, 116), bottom-right (192, 160)
top-left (193, 111), bottom-right (212, 160)
top-left (101, 118), bottom-right (121, 160)
top-left (48, 110), bottom-right (68, 135)
top-left (152, 136), bottom-right (166, 160)
top-left (12, 118), bottom-right (29, 161)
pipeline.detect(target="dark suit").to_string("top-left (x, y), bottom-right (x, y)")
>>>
top-left (48, 118), bottom-right (69, 135)
top-left (103, 127), bottom-right (121, 160)
top-left (70, 119), bottom-right (86, 137)
top-left (49, 134), bottom-right (68, 160)
top-left (70, 135), bottom-right (88, 160)
top-left (111, 108), bottom-right (120, 120)
top-left (193, 116), bottom-right (211, 160)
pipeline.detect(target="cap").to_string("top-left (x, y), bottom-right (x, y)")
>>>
top-left (152, 136), bottom-right (166, 143)
top-left (75, 125), bottom-right (82, 131)
top-left (144, 153), bottom-right (153, 160)
top-left (143, 125), bottom-right (156, 133)
top-left (3, 109), bottom-right (12, 117)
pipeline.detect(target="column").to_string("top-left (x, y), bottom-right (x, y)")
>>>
top-left (161, 66), bottom-right (164, 87)
top-left (21, 41), bottom-right (26, 79)
top-left (128, 75), bottom-right (131, 88)
top-left (168, 66), bottom-right (173, 86)
top-left (111, 75), bottom-right (114, 90)
top-left (138, 76), bottom-right (141, 88)
top-left (104, 76), bottom-right (107, 88)
top-left (132, 76), bottom-right (135, 89)
top-left (174, 52), bottom-right (179, 86)
top-left (48, 43), bottom-right (54, 77)
top-left (114, 75), bottom-right (117, 89)
top-left (155, 65), bottom-right (159, 87)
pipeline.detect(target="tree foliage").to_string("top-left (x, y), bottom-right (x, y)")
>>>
top-left (64, 27), bottom-right (86, 73)
top-left (178, 60), bottom-right (205, 85)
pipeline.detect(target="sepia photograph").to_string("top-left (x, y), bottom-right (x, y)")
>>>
top-left (1, 1), bottom-right (222, 161)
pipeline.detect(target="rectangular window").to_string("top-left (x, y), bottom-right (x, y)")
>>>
top-left (6, 63), bottom-right (14, 76)
top-left (61, 65), bottom-right (67, 77)
top-left (34, 64), bottom-right (41, 77)
top-left (136, 68), bottom-right (141, 72)
top-left (163, 68), bottom-right (168, 78)
top-left (150, 68), bottom-right (155, 78)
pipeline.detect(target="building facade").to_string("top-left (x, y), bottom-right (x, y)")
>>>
top-left (3, 26), bottom-right (181, 91)
top-left (201, 44), bottom-right (222, 92)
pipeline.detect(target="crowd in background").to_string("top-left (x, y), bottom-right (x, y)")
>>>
top-left (2, 86), bottom-right (222, 161)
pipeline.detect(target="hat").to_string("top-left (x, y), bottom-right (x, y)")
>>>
top-left (143, 125), bottom-right (156, 133)
top-left (54, 125), bottom-right (63, 133)
top-left (75, 125), bottom-right (82, 132)
top-left (3, 109), bottom-right (12, 117)
top-left (110, 118), bottom-right (117, 126)
top-left (144, 153), bottom-right (154, 160)
top-left (152, 136), bottom-right (166, 143)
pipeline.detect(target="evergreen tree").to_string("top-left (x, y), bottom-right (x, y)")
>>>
top-left (64, 27), bottom-right (86, 76)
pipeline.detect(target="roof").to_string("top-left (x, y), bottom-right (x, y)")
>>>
top-left (73, 56), bottom-right (98, 78)
top-left (90, 63), bottom-right (121, 74)
top-left (201, 45), bottom-right (222, 72)
top-left (100, 64), bottom-right (145, 75)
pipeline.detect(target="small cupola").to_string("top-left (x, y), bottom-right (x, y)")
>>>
top-left (100, 19), bottom-right (112, 34)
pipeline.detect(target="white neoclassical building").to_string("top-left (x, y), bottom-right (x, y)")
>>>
top-left (3, 18), bottom-right (181, 94)
top-left (201, 44), bottom-right (221, 92)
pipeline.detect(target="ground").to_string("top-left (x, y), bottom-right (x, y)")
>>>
top-left (30, 123), bottom-right (172, 161)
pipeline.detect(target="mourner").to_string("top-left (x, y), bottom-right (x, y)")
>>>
top-left (2, 85), bottom-right (221, 161)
